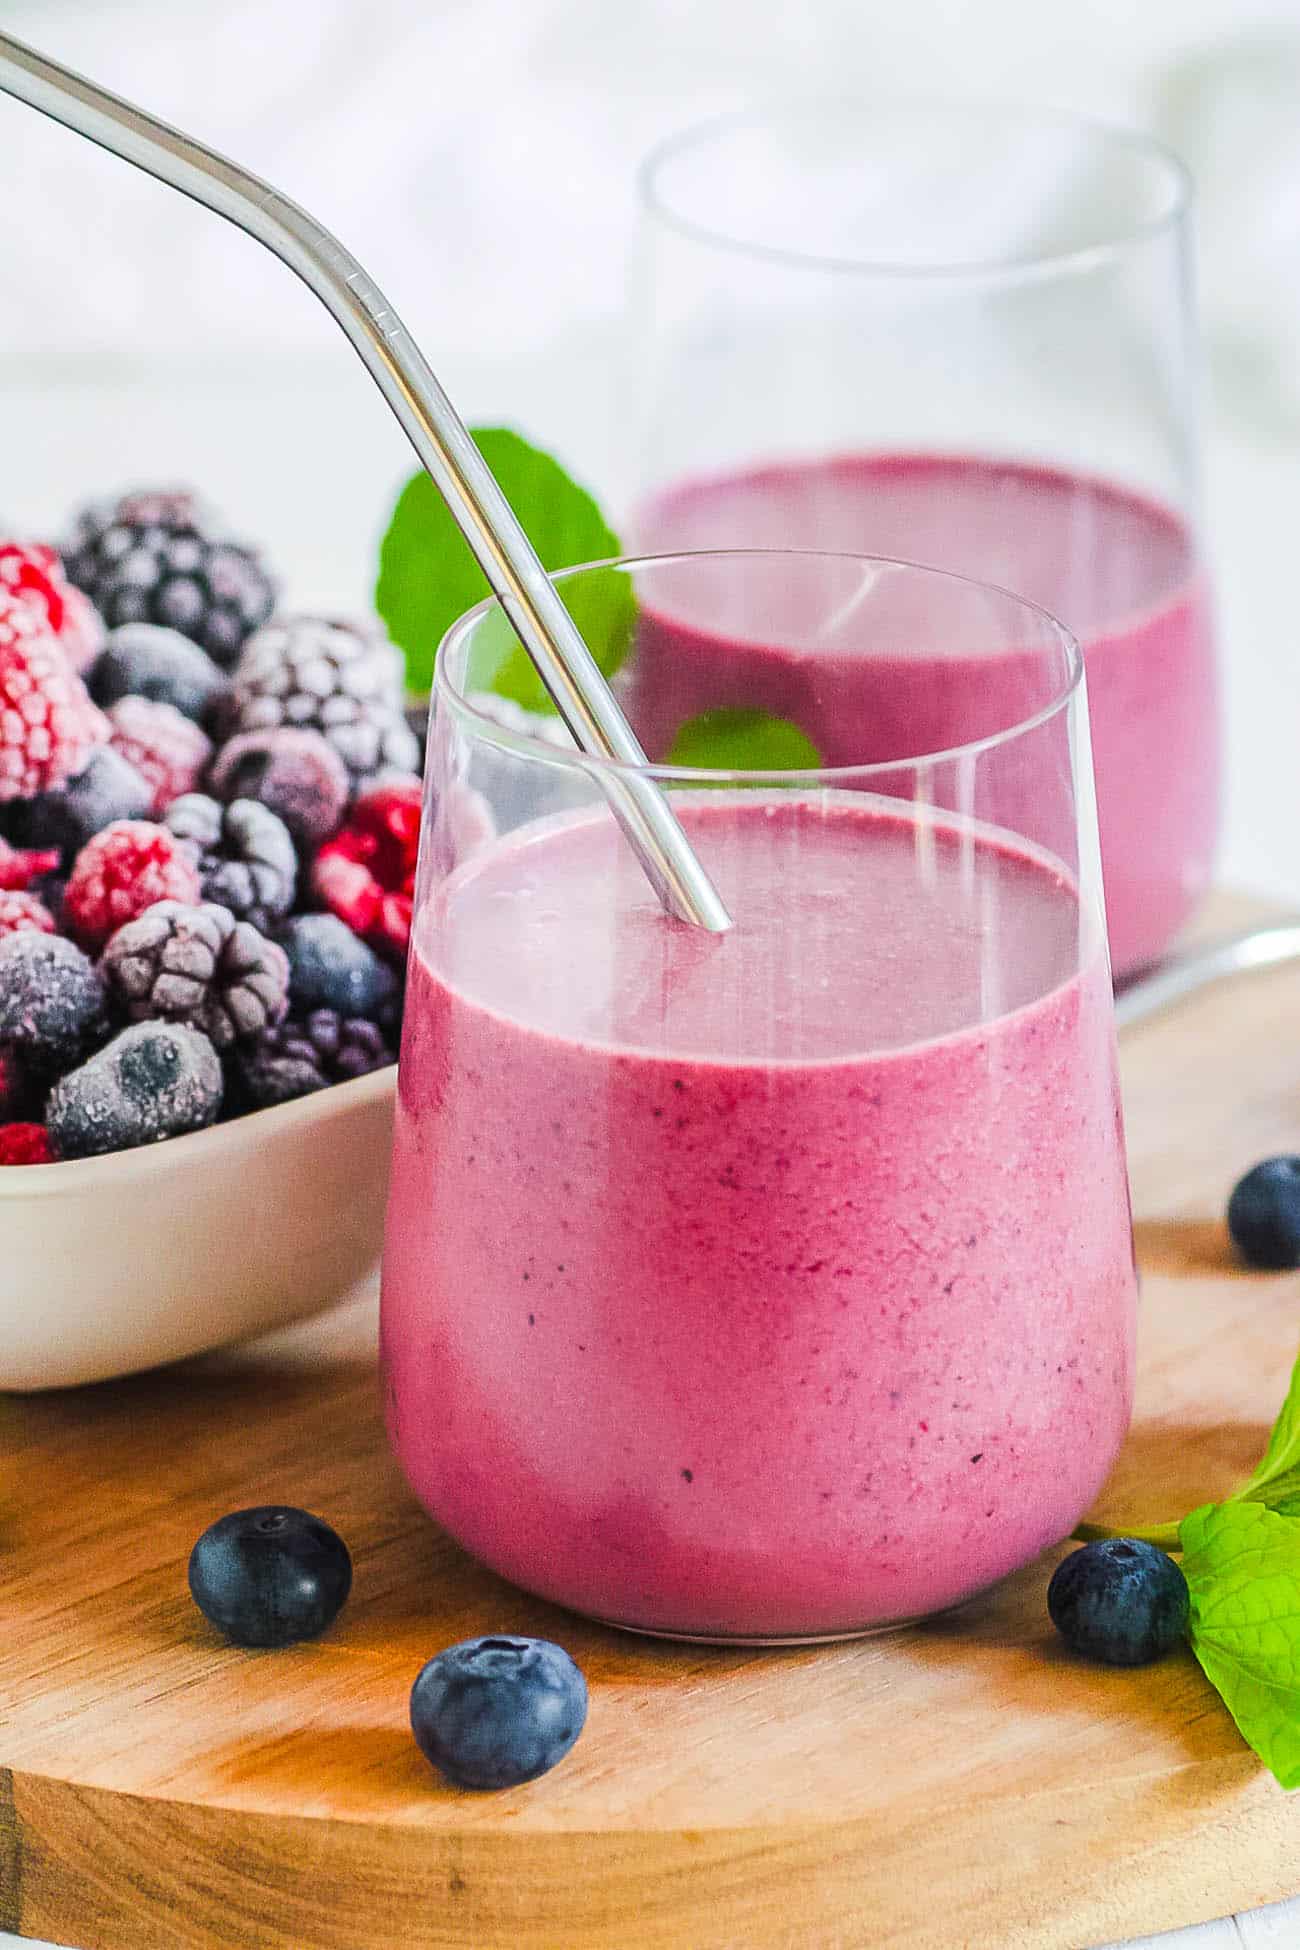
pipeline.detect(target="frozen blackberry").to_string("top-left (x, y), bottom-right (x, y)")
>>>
top-left (165, 793), bottom-right (296, 932)
top-left (47, 1020), bottom-right (223, 1159)
top-left (278, 911), bottom-right (400, 1023)
top-left (0, 745), bottom-right (153, 862)
top-left (227, 615), bottom-right (418, 785)
top-left (0, 929), bottom-right (106, 1072)
top-left (101, 899), bottom-right (290, 1051)
top-left (62, 488), bottom-right (276, 668)
top-left (236, 1008), bottom-right (394, 1107)
top-left (206, 728), bottom-right (349, 852)
top-left (92, 622), bottom-right (230, 724)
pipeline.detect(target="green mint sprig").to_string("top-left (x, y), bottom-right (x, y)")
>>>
top-left (373, 432), bottom-right (823, 776)
top-left (665, 709), bottom-right (822, 775)
top-left (1080, 1346), bottom-right (1300, 1786)
top-left (375, 426), bottom-right (631, 703)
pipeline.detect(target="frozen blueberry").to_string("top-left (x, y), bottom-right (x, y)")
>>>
top-left (188, 1505), bottom-right (352, 1647)
top-left (47, 1019), bottom-right (222, 1158)
top-left (278, 911), bottom-right (399, 1022)
top-left (409, 1635), bottom-right (587, 1789)
top-left (91, 622), bottom-right (230, 725)
top-left (0, 744), bottom-right (152, 861)
top-left (1227, 1157), bottom-right (1300, 1271)
top-left (1047, 1538), bottom-right (1189, 1667)
top-left (0, 929), bottom-right (106, 1071)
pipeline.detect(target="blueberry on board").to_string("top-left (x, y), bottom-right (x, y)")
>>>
top-left (1047, 1538), bottom-right (1189, 1667)
top-left (410, 1635), bottom-right (588, 1789)
top-left (1227, 1157), bottom-right (1300, 1271)
top-left (188, 1506), bottom-right (353, 1647)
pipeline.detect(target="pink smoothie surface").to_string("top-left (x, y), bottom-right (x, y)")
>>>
top-left (633, 453), bottom-right (1221, 978)
top-left (382, 794), bottom-right (1136, 1639)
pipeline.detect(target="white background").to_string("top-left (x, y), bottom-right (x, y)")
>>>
top-left (0, 3), bottom-right (1297, 1946)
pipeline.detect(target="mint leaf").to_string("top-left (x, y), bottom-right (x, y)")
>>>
top-left (375, 427), bottom-right (631, 703)
top-left (1233, 1348), bottom-right (1300, 1516)
top-left (665, 710), bottom-right (822, 775)
top-left (1180, 1499), bottom-right (1300, 1787)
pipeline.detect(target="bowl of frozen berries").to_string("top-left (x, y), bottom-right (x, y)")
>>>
top-left (0, 491), bottom-right (422, 1390)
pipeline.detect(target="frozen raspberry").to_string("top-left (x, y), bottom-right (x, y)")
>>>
top-left (0, 745), bottom-right (152, 863)
top-left (59, 586), bottom-right (105, 676)
top-left (0, 542), bottom-right (103, 675)
top-left (47, 1020), bottom-right (223, 1159)
top-left (0, 889), bottom-right (55, 937)
top-left (0, 1120), bottom-right (53, 1166)
top-left (62, 488), bottom-right (277, 667)
top-left (278, 911), bottom-right (400, 1024)
top-left (311, 779), bottom-right (420, 963)
top-left (0, 930), bottom-right (106, 1071)
top-left (206, 727), bottom-right (349, 852)
top-left (0, 836), bottom-right (60, 890)
top-left (63, 819), bottom-right (201, 949)
top-left (235, 1008), bottom-right (394, 1107)
top-left (227, 615), bottom-right (419, 785)
top-left (164, 793), bottom-right (296, 932)
top-left (0, 595), bottom-right (109, 802)
top-left (92, 622), bottom-right (229, 724)
top-left (106, 696), bottom-right (212, 815)
top-left (101, 899), bottom-right (290, 1051)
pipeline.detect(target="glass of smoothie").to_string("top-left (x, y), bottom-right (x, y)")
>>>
top-left (630, 103), bottom-right (1220, 981)
top-left (381, 549), bottom-right (1138, 1643)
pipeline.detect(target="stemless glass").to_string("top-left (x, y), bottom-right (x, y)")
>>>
top-left (630, 103), bottom-right (1221, 980)
top-left (381, 550), bottom-right (1138, 1644)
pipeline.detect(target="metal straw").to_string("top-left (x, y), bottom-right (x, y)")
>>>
top-left (0, 31), bottom-right (732, 934)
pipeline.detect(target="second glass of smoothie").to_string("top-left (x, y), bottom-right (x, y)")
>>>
top-left (631, 103), bottom-right (1221, 979)
top-left (381, 550), bottom-right (1138, 1643)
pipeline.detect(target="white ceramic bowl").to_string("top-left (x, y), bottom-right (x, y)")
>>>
top-left (0, 1067), bottom-right (395, 1391)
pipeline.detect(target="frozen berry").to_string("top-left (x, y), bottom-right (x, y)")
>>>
top-left (1227, 1158), bottom-right (1300, 1271)
top-left (0, 1047), bottom-right (24, 1116)
top-left (62, 488), bottom-right (277, 667)
top-left (310, 779), bottom-right (420, 963)
top-left (64, 819), bottom-right (202, 949)
top-left (102, 899), bottom-right (289, 1051)
top-left (0, 595), bottom-right (109, 801)
top-left (409, 1636), bottom-right (587, 1790)
top-left (1047, 1538), bottom-right (1189, 1667)
top-left (164, 793), bottom-right (296, 932)
top-left (0, 930), bottom-right (105, 1071)
top-left (206, 727), bottom-right (349, 852)
top-left (188, 1505), bottom-right (352, 1647)
top-left (227, 614), bottom-right (419, 785)
top-left (59, 586), bottom-right (105, 676)
top-left (0, 836), bottom-right (60, 891)
top-left (47, 1019), bottom-right (222, 1158)
top-left (0, 889), bottom-right (55, 937)
top-left (278, 911), bottom-right (399, 1023)
top-left (0, 1121), bottom-right (53, 1166)
top-left (106, 696), bottom-right (211, 814)
top-left (0, 542), bottom-right (103, 675)
top-left (235, 1008), bottom-right (393, 1107)
top-left (92, 622), bottom-right (229, 724)
top-left (0, 745), bottom-right (153, 862)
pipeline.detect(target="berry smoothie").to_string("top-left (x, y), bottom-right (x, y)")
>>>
top-left (382, 795), bottom-right (1136, 1640)
top-left (633, 454), bottom-right (1220, 978)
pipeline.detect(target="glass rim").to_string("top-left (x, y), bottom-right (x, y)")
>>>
top-left (433, 547), bottom-right (1085, 786)
top-left (638, 97), bottom-right (1193, 282)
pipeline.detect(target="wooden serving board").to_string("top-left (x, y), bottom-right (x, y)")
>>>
top-left (3, 895), bottom-right (1300, 1950)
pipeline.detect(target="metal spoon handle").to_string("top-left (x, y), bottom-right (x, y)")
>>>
top-left (1115, 922), bottom-right (1300, 1031)
top-left (0, 31), bottom-right (732, 935)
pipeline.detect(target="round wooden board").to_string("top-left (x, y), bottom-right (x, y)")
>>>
top-left (4, 894), bottom-right (1300, 1950)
